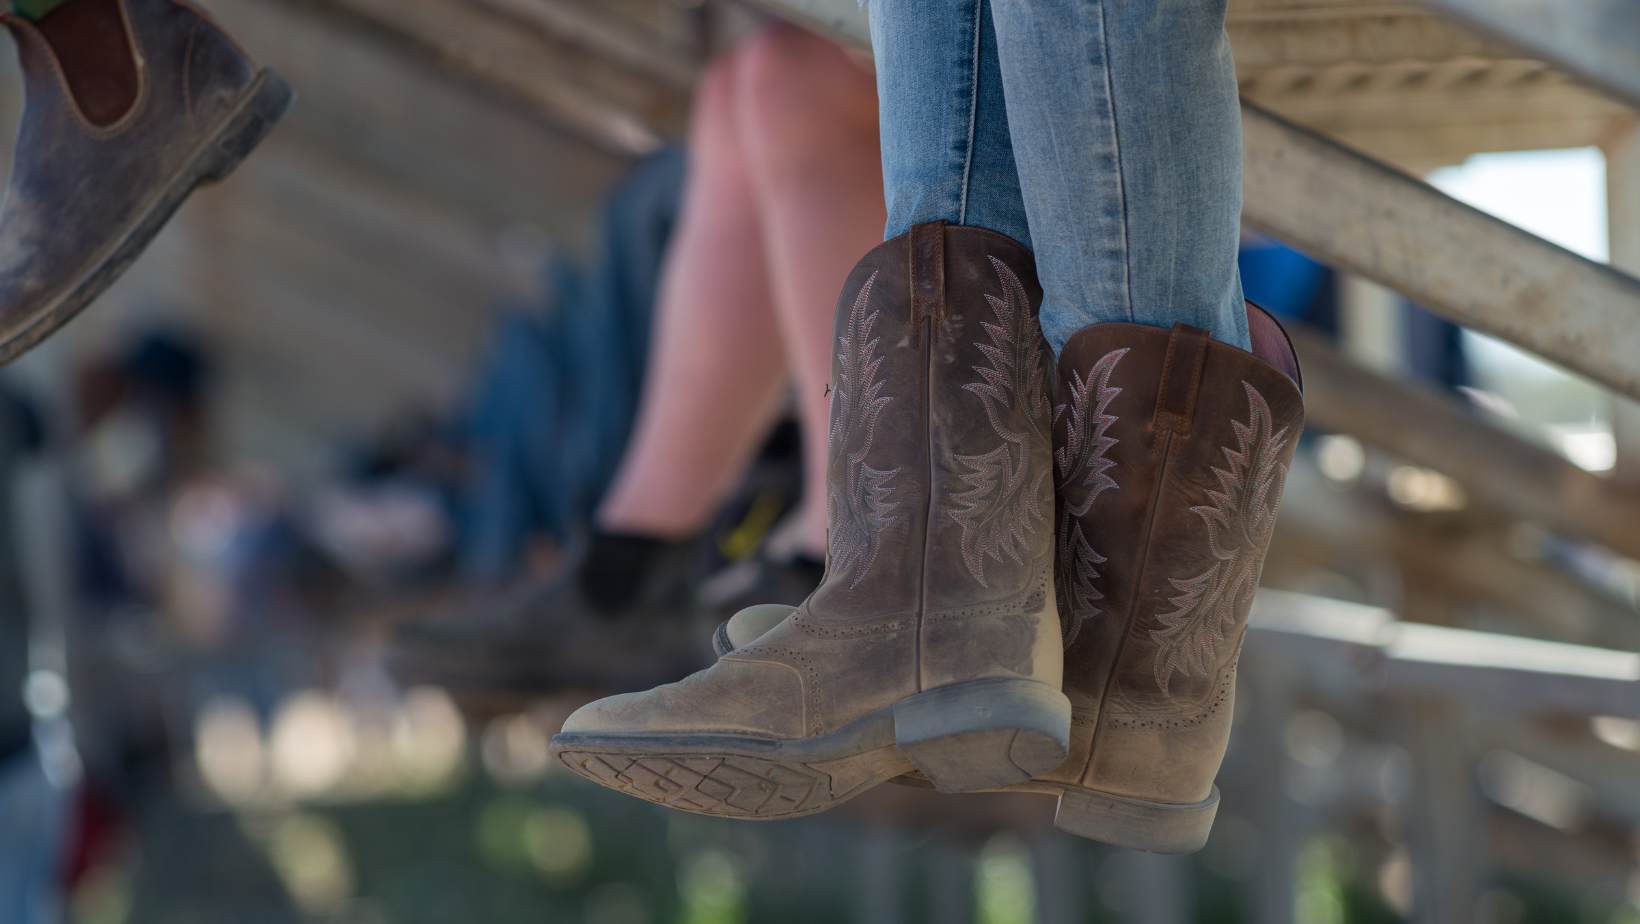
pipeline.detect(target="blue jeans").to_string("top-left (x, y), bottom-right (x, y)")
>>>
top-left (0, 744), bottom-right (66, 924)
top-left (869, 0), bottom-right (1249, 351)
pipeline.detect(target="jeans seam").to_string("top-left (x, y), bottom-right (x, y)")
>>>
top-left (958, 0), bottom-right (982, 226)
top-left (1094, 0), bottom-right (1135, 324)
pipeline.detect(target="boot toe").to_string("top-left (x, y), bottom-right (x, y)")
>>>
top-left (558, 690), bottom-right (653, 736)
top-left (557, 657), bottom-right (808, 740)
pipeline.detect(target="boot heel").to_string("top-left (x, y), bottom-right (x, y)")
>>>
top-left (892, 678), bottom-right (1070, 793)
top-left (1053, 785), bottom-right (1219, 854)
top-left (200, 69), bottom-right (293, 184)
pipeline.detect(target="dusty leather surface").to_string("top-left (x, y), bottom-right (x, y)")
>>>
top-left (1044, 305), bottom-right (1304, 803)
top-left (565, 223), bottom-right (1064, 741)
top-left (0, 0), bottom-right (256, 339)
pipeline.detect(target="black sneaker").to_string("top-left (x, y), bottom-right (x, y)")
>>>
top-left (388, 531), bottom-right (712, 714)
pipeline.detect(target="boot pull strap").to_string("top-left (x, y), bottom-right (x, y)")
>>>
top-left (1154, 324), bottom-right (1210, 436)
top-left (909, 221), bottom-right (946, 327)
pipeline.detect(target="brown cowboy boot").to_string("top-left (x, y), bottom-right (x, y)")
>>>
top-left (550, 222), bottom-right (1071, 819)
top-left (711, 304), bottom-right (1303, 851)
top-left (0, 0), bottom-right (290, 362)
top-left (1033, 303), bottom-right (1304, 852)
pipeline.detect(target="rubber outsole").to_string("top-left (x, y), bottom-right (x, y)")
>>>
top-left (893, 677), bottom-right (1071, 793)
top-left (708, 618), bottom-right (1219, 850)
top-left (1053, 784), bottom-right (1220, 854)
top-left (551, 677), bottom-right (1072, 819)
top-left (0, 68), bottom-right (293, 365)
top-left (553, 707), bottom-right (908, 820)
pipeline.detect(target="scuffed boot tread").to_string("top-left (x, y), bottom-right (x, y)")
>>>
top-left (557, 750), bottom-right (853, 819)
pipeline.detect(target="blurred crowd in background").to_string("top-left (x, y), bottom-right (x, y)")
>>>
top-left (0, 19), bottom-right (1629, 924)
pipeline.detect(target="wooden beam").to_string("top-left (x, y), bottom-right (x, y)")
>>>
top-left (1415, 0), bottom-right (1640, 107)
top-left (1226, 10), bottom-right (1510, 70)
top-left (1289, 325), bottom-right (1640, 560)
top-left (1242, 102), bottom-right (1640, 401)
top-left (1270, 465), bottom-right (1637, 649)
top-left (300, 0), bottom-right (687, 155)
top-left (1251, 591), bottom-right (1640, 718)
top-left (479, 0), bottom-right (700, 90)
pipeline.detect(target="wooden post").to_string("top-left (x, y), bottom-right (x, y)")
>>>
top-left (1027, 832), bottom-right (1087, 924)
top-left (1605, 120), bottom-right (1640, 490)
top-left (925, 846), bottom-right (975, 924)
top-left (856, 825), bottom-right (904, 924)
top-left (1398, 697), bottom-right (1484, 924)
top-left (1120, 851), bottom-right (1191, 924)
top-left (1397, 579), bottom-right (1483, 924)
top-left (1241, 649), bottom-right (1304, 924)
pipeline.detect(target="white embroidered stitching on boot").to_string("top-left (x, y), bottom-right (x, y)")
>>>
top-left (948, 257), bottom-right (1052, 587)
top-left (1053, 346), bottom-right (1127, 648)
top-left (827, 271), bottom-right (905, 589)
top-left (1149, 382), bottom-right (1291, 696)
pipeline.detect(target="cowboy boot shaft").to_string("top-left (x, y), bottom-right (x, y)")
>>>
top-left (808, 222), bottom-right (1060, 699)
top-left (1052, 317), bottom-right (1304, 805)
top-left (552, 224), bottom-right (1071, 816)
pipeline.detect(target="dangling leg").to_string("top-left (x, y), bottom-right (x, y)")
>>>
top-left (986, 0), bottom-right (1303, 854)
top-left (989, 0), bottom-right (1249, 351)
top-left (734, 24), bottom-right (886, 560)
top-left (596, 54), bottom-right (789, 542)
top-left (870, 0), bottom-right (1029, 247)
top-left (552, 8), bottom-right (1072, 814)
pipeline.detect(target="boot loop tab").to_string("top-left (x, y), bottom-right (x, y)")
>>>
top-left (1154, 324), bottom-right (1210, 437)
top-left (908, 221), bottom-right (946, 328)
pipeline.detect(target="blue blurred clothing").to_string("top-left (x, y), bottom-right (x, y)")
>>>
top-left (1239, 236), bottom-right (1329, 323)
top-left (461, 147), bottom-right (685, 581)
top-left (0, 744), bottom-right (67, 924)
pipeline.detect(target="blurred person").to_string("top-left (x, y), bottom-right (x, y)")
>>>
top-left (0, 385), bottom-right (67, 924)
top-left (391, 26), bottom-right (885, 698)
top-left (459, 149), bottom-right (685, 584)
top-left (554, 0), bottom-right (1306, 855)
top-left (593, 27), bottom-right (881, 590)
top-left (0, 0), bottom-right (287, 362)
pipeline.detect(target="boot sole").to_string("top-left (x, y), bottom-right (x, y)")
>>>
top-left (892, 768), bottom-right (1220, 853)
top-left (0, 68), bottom-right (293, 365)
top-left (708, 622), bottom-right (1212, 849)
top-left (1052, 784), bottom-right (1220, 855)
top-left (707, 623), bottom-right (1071, 791)
top-left (892, 677), bottom-right (1071, 793)
top-left (550, 677), bottom-right (1071, 820)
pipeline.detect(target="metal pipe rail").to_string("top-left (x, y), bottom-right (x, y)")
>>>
top-left (1251, 589), bottom-right (1640, 718)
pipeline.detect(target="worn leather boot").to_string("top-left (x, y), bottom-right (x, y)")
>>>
top-left (712, 304), bottom-right (1303, 850)
top-left (1031, 303), bottom-right (1304, 852)
top-left (550, 222), bottom-right (1071, 819)
top-left (0, 0), bottom-right (290, 362)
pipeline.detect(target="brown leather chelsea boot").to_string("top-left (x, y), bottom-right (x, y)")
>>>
top-left (0, 0), bottom-right (290, 362)
top-left (550, 222), bottom-right (1072, 819)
